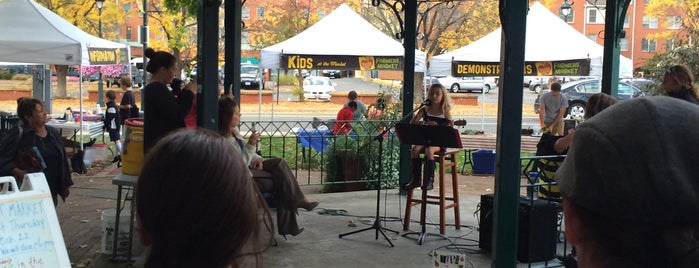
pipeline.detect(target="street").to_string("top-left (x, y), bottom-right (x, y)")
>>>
top-left (243, 77), bottom-right (541, 134)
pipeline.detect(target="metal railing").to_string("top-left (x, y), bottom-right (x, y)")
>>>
top-left (239, 119), bottom-right (402, 192)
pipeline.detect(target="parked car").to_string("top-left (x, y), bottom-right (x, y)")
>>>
top-left (436, 76), bottom-right (495, 94)
top-left (82, 73), bottom-right (100, 82)
top-left (321, 70), bottom-right (342, 79)
top-left (534, 79), bottom-right (646, 119)
top-left (241, 64), bottom-right (264, 90)
top-left (303, 76), bottom-right (335, 100)
top-left (109, 65), bottom-right (143, 88)
top-left (620, 78), bottom-right (656, 94)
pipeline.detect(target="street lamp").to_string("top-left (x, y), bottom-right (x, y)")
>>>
top-left (96, 0), bottom-right (105, 106)
top-left (560, 0), bottom-right (573, 18)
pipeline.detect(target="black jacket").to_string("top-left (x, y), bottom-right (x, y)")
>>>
top-left (0, 125), bottom-right (73, 200)
top-left (143, 81), bottom-right (194, 153)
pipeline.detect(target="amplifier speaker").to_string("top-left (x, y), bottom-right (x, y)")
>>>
top-left (478, 194), bottom-right (558, 263)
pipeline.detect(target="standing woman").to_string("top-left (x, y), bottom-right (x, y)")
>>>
top-left (403, 84), bottom-right (453, 191)
top-left (218, 97), bottom-right (318, 238)
top-left (0, 98), bottom-right (73, 206)
top-left (142, 48), bottom-right (195, 153)
top-left (662, 64), bottom-right (699, 104)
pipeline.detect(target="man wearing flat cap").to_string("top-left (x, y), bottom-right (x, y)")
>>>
top-left (556, 96), bottom-right (699, 268)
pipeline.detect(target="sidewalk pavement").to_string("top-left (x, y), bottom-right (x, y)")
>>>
top-left (56, 162), bottom-right (504, 268)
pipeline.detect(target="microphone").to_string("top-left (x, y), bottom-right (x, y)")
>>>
top-left (421, 99), bottom-right (431, 107)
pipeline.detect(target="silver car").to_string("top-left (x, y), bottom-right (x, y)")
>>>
top-left (437, 76), bottom-right (495, 94)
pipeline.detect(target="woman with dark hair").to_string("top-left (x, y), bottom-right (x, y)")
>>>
top-left (554, 93), bottom-right (618, 153)
top-left (662, 64), bottom-right (699, 104)
top-left (0, 98), bottom-right (73, 205)
top-left (142, 48), bottom-right (195, 153)
top-left (218, 97), bottom-right (318, 238)
top-left (137, 129), bottom-right (274, 267)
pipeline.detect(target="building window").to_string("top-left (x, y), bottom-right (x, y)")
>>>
top-left (558, 9), bottom-right (574, 23)
top-left (123, 4), bottom-right (130, 11)
top-left (126, 26), bottom-right (132, 41)
top-left (643, 0), bottom-right (650, 4)
top-left (620, 38), bottom-right (629, 51)
top-left (641, 38), bottom-right (656, 52)
top-left (667, 15), bottom-right (682, 29)
top-left (318, 10), bottom-right (325, 19)
top-left (666, 39), bottom-right (677, 50)
top-left (256, 6), bottom-right (264, 17)
top-left (623, 14), bottom-right (630, 28)
top-left (242, 6), bottom-right (250, 19)
top-left (642, 16), bottom-right (658, 29)
top-left (587, 34), bottom-right (596, 42)
top-left (586, 8), bottom-right (604, 24)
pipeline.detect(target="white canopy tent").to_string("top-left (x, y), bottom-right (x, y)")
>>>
top-left (0, 0), bottom-right (129, 149)
top-left (429, 2), bottom-right (633, 78)
top-left (261, 3), bottom-right (427, 72)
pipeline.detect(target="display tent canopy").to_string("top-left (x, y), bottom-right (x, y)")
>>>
top-left (261, 3), bottom-right (427, 72)
top-left (429, 2), bottom-right (632, 78)
top-left (0, 0), bottom-right (128, 66)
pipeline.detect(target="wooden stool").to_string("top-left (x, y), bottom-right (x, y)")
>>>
top-left (403, 149), bottom-right (461, 235)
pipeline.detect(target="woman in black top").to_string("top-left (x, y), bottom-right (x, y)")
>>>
top-left (0, 98), bottom-right (73, 206)
top-left (142, 48), bottom-right (195, 153)
top-left (662, 64), bottom-right (699, 104)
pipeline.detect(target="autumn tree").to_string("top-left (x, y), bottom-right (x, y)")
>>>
top-left (361, 0), bottom-right (499, 58)
top-left (151, 0), bottom-right (198, 76)
top-left (36, 0), bottom-right (125, 97)
top-left (645, 0), bottom-right (699, 46)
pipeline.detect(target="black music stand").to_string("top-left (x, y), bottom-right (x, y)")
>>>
top-left (338, 125), bottom-right (400, 247)
top-left (394, 123), bottom-right (463, 245)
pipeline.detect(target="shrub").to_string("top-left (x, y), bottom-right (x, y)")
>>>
top-left (12, 74), bottom-right (32, 81)
top-left (291, 85), bottom-right (304, 101)
top-left (0, 73), bottom-right (12, 80)
top-left (278, 74), bottom-right (299, 86)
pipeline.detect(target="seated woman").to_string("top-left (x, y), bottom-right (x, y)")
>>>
top-left (218, 97), bottom-right (319, 238)
top-left (137, 129), bottom-right (275, 267)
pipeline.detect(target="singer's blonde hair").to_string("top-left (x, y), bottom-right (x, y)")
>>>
top-left (427, 83), bottom-right (452, 113)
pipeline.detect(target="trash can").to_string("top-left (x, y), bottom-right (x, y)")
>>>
top-left (472, 150), bottom-right (496, 174)
top-left (122, 118), bottom-right (144, 175)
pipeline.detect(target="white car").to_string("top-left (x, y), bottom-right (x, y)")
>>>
top-left (303, 76), bottom-right (336, 100)
top-left (437, 76), bottom-right (496, 94)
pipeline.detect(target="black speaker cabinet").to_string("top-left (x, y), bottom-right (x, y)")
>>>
top-left (478, 194), bottom-right (558, 263)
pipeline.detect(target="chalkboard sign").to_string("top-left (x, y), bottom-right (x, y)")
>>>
top-left (0, 173), bottom-right (70, 267)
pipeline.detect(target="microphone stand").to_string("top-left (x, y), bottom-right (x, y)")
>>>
top-left (338, 102), bottom-right (428, 247)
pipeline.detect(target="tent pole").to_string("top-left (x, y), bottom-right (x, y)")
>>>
top-left (79, 65), bottom-right (84, 151)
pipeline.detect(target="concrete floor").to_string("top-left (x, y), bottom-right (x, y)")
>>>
top-left (89, 188), bottom-right (569, 268)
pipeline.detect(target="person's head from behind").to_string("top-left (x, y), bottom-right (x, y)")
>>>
top-left (119, 76), bottom-right (133, 90)
top-left (584, 93), bottom-right (617, 120)
top-left (218, 97), bottom-right (241, 137)
top-left (106, 90), bottom-right (117, 102)
top-left (427, 83), bottom-right (452, 112)
top-left (347, 100), bottom-right (357, 112)
top-left (144, 48), bottom-right (177, 84)
top-left (662, 65), bottom-right (695, 93)
top-left (137, 129), bottom-right (273, 267)
top-left (556, 96), bottom-right (699, 268)
top-left (348, 90), bottom-right (358, 101)
top-left (550, 82), bottom-right (562, 96)
top-left (17, 98), bottom-right (47, 127)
